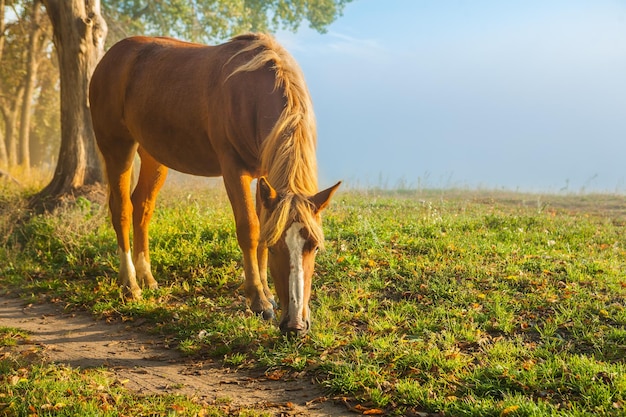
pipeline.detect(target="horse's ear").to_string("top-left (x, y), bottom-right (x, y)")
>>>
top-left (310, 181), bottom-right (341, 214)
top-left (259, 177), bottom-right (279, 211)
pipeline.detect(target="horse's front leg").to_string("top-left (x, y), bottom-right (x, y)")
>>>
top-left (255, 183), bottom-right (278, 309)
top-left (222, 169), bottom-right (275, 320)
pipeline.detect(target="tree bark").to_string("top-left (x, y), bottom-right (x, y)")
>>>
top-left (38, 0), bottom-right (107, 200)
top-left (0, 0), bottom-right (5, 59)
top-left (1, 87), bottom-right (24, 168)
top-left (0, 0), bottom-right (7, 168)
top-left (5, 102), bottom-right (18, 167)
top-left (0, 125), bottom-right (6, 169)
top-left (19, 0), bottom-right (46, 173)
top-left (0, 107), bottom-right (8, 169)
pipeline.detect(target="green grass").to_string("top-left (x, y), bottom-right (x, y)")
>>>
top-left (2, 182), bottom-right (626, 416)
top-left (0, 328), bottom-right (267, 416)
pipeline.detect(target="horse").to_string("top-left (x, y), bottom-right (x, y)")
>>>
top-left (89, 33), bottom-right (340, 336)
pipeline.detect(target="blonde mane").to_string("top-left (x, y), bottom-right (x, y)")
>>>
top-left (227, 33), bottom-right (323, 248)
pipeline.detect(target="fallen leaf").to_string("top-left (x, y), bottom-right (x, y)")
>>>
top-left (500, 405), bottom-right (519, 416)
top-left (169, 404), bottom-right (186, 412)
top-left (266, 369), bottom-right (287, 381)
top-left (363, 408), bottom-right (385, 415)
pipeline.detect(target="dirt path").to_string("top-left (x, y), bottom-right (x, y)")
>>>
top-left (0, 296), bottom-right (353, 416)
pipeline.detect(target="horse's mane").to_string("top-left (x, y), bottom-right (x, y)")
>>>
top-left (227, 33), bottom-right (323, 248)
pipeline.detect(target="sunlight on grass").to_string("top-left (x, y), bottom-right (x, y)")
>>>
top-left (1, 184), bottom-right (626, 415)
top-left (0, 324), bottom-right (269, 416)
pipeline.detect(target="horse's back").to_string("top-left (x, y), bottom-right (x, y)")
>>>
top-left (89, 35), bottom-right (283, 177)
top-left (89, 37), bottom-right (203, 146)
top-left (90, 36), bottom-right (216, 128)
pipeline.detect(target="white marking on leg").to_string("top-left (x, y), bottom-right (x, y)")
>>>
top-left (134, 250), bottom-right (158, 289)
top-left (117, 247), bottom-right (136, 286)
top-left (285, 222), bottom-right (306, 330)
top-left (135, 251), bottom-right (150, 278)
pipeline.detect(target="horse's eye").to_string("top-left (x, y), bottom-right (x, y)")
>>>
top-left (305, 241), bottom-right (318, 254)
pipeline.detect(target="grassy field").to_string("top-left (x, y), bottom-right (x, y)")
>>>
top-left (1, 179), bottom-right (625, 416)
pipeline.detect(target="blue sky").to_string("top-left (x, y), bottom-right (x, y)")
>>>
top-left (276, 1), bottom-right (626, 192)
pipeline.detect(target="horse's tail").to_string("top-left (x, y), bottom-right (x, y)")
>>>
top-left (226, 33), bottom-right (322, 247)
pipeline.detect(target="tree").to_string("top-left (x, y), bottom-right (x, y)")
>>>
top-left (0, 0), bottom-right (27, 169)
top-left (37, 0), bottom-right (107, 200)
top-left (102, 0), bottom-right (350, 45)
top-left (0, 0), bottom-right (53, 172)
top-left (0, 0), bottom-right (6, 167)
top-left (0, 87), bottom-right (23, 168)
top-left (35, 0), bottom-right (351, 204)
top-left (17, 0), bottom-right (48, 173)
top-left (29, 48), bottom-right (60, 169)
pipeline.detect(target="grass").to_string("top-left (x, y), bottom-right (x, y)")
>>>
top-left (1, 179), bottom-right (626, 416)
top-left (0, 328), bottom-right (268, 416)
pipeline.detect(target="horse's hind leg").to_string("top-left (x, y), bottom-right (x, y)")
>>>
top-left (132, 147), bottom-right (168, 290)
top-left (102, 141), bottom-right (142, 300)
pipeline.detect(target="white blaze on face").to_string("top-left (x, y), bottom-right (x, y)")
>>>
top-left (285, 222), bottom-right (306, 329)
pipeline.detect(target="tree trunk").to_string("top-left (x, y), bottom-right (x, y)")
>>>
top-left (37, 0), bottom-right (107, 201)
top-left (19, 0), bottom-right (46, 174)
top-left (0, 107), bottom-right (8, 169)
top-left (0, 0), bottom-right (7, 168)
top-left (0, 122), bottom-right (8, 169)
top-left (0, 127), bottom-right (6, 169)
top-left (1, 87), bottom-right (24, 168)
top-left (0, 0), bottom-right (5, 60)
top-left (5, 103), bottom-right (18, 167)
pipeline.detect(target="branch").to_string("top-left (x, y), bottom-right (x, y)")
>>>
top-left (132, 4), bottom-right (150, 20)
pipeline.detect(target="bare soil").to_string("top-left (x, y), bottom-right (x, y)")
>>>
top-left (0, 296), bottom-right (354, 416)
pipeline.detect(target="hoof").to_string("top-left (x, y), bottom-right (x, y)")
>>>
top-left (138, 274), bottom-right (158, 290)
top-left (123, 285), bottom-right (143, 301)
top-left (269, 298), bottom-right (279, 310)
top-left (261, 308), bottom-right (275, 321)
top-left (250, 296), bottom-right (276, 320)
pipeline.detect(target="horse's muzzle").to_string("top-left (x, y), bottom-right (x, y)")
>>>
top-left (279, 317), bottom-right (310, 337)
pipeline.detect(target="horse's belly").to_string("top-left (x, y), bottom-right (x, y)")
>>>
top-left (163, 156), bottom-right (222, 177)
top-left (137, 136), bottom-right (223, 177)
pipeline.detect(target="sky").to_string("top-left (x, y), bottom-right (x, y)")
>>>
top-left (274, 0), bottom-right (626, 193)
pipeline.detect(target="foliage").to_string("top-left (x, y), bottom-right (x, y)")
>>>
top-left (2, 184), bottom-right (626, 415)
top-left (103, 0), bottom-right (352, 45)
top-left (1, 0), bottom-right (350, 175)
top-left (0, 0), bottom-right (56, 169)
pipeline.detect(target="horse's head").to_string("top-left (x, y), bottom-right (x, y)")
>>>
top-left (258, 177), bottom-right (341, 337)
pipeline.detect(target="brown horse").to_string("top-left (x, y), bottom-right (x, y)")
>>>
top-left (89, 33), bottom-right (340, 336)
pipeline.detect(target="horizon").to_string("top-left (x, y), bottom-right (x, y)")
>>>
top-left (275, 0), bottom-right (626, 194)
